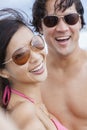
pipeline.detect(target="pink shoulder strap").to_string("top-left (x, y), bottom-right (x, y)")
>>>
top-left (51, 118), bottom-right (68, 130)
top-left (11, 88), bottom-right (35, 104)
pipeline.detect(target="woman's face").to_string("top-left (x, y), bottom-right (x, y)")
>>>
top-left (4, 26), bottom-right (47, 85)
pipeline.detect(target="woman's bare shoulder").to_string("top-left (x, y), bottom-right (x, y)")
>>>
top-left (9, 101), bottom-right (36, 128)
top-left (0, 108), bottom-right (19, 130)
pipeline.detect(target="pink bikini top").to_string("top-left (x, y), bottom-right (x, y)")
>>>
top-left (11, 89), bottom-right (68, 130)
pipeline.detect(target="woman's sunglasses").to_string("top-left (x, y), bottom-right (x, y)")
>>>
top-left (43, 13), bottom-right (80, 27)
top-left (3, 35), bottom-right (45, 65)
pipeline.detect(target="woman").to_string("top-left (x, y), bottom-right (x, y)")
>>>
top-left (0, 8), bottom-right (67, 130)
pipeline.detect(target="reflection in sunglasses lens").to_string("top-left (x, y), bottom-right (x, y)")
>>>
top-left (31, 36), bottom-right (44, 51)
top-left (43, 16), bottom-right (58, 27)
top-left (12, 49), bottom-right (30, 65)
top-left (65, 13), bottom-right (79, 25)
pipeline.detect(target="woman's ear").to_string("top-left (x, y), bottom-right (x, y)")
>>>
top-left (0, 69), bottom-right (10, 79)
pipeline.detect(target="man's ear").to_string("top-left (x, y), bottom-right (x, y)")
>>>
top-left (79, 17), bottom-right (82, 30)
top-left (0, 69), bottom-right (10, 79)
top-left (39, 26), bottom-right (43, 35)
top-left (39, 30), bottom-right (43, 35)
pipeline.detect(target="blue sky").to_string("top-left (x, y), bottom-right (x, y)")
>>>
top-left (0, 0), bottom-right (87, 26)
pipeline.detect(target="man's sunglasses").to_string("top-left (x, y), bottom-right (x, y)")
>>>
top-left (43, 13), bottom-right (80, 27)
top-left (3, 35), bottom-right (45, 65)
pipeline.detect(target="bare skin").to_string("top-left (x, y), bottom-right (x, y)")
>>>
top-left (0, 108), bottom-right (19, 130)
top-left (40, 0), bottom-right (87, 129)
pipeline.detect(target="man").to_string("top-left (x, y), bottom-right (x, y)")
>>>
top-left (32, 0), bottom-right (86, 129)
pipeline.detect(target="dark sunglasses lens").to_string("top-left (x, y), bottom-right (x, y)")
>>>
top-left (31, 36), bottom-right (44, 51)
top-left (12, 49), bottom-right (29, 65)
top-left (43, 16), bottom-right (58, 27)
top-left (65, 13), bottom-right (79, 25)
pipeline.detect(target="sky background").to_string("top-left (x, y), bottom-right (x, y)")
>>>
top-left (0, 0), bottom-right (87, 26)
top-left (0, 0), bottom-right (35, 20)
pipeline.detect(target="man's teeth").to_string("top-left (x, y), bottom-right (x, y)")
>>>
top-left (57, 36), bottom-right (70, 40)
top-left (31, 63), bottom-right (43, 72)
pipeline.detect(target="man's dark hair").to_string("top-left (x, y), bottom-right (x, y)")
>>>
top-left (32, 0), bottom-right (85, 33)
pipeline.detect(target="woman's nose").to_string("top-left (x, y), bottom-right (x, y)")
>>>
top-left (29, 51), bottom-right (40, 64)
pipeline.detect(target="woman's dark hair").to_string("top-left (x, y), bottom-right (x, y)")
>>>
top-left (0, 8), bottom-right (30, 109)
top-left (31, 0), bottom-right (85, 33)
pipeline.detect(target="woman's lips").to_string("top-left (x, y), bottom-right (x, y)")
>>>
top-left (29, 62), bottom-right (44, 74)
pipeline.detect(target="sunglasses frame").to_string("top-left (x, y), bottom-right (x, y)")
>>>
top-left (43, 13), bottom-right (81, 27)
top-left (3, 35), bottom-right (45, 65)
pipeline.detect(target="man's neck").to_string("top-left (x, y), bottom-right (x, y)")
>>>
top-left (48, 47), bottom-right (83, 69)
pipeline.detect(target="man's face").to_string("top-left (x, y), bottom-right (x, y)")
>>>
top-left (41, 0), bottom-right (81, 56)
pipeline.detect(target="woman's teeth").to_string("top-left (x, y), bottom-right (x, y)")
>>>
top-left (30, 63), bottom-right (43, 72)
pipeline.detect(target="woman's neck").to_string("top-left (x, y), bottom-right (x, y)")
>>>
top-left (11, 82), bottom-right (43, 104)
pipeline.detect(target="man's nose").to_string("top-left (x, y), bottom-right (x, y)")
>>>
top-left (55, 18), bottom-right (69, 32)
